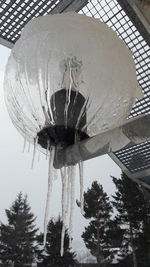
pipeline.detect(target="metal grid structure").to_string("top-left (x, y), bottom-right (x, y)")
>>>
top-left (0, 0), bottom-right (150, 181)
top-left (80, 0), bottom-right (150, 119)
top-left (0, 0), bottom-right (88, 48)
top-left (114, 141), bottom-right (150, 174)
top-left (0, 0), bottom-right (60, 46)
top-left (80, 0), bottom-right (150, 181)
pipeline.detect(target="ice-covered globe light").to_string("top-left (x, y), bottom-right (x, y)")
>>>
top-left (4, 12), bottom-right (144, 255)
top-left (4, 12), bottom-right (142, 152)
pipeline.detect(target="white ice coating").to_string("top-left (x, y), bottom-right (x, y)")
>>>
top-left (58, 163), bottom-right (84, 255)
top-left (22, 137), bottom-right (27, 153)
top-left (28, 142), bottom-right (31, 153)
top-left (43, 147), bottom-right (55, 246)
top-left (78, 162), bottom-right (84, 215)
top-left (43, 159), bottom-right (85, 256)
top-left (3, 12), bottom-right (144, 257)
top-left (60, 166), bottom-right (77, 256)
top-left (69, 166), bottom-right (76, 244)
top-left (42, 160), bottom-right (77, 256)
top-left (37, 150), bottom-right (41, 162)
top-left (4, 12), bottom-right (143, 144)
top-left (31, 137), bottom-right (38, 169)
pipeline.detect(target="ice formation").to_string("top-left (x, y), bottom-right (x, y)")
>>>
top-left (31, 137), bottom-right (38, 169)
top-left (42, 152), bottom-right (82, 256)
top-left (43, 147), bottom-right (55, 246)
top-left (4, 12), bottom-right (144, 256)
top-left (79, 162), bottom-right (84, 215)
top-left (4, 13), bottom-right (143, 145)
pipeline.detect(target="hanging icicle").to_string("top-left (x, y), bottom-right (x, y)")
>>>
top-left (59, 165), bottom-right (77, 255)
top-left (60, 167), bottom-right (68, 255)
top-left (28, 142), bottom-right (31, 153)
top-left (22, 137), bottom-right (27, 153)
top-left (78, 161), bottom-right (84, 215)
top-left (43, 147), bottom-right (55, 246)
top-left (31, 136), bottom-right (38, 169)
top-left (69, 166), bottom-right (76, 246)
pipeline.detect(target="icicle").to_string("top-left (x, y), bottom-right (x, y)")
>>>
top-left (66, 167), bottom-right (71, 214)
top-left (76, 97), bottom-right (89, 131)
top-left (64, 58), bottom-right (73, 128)
top-left (69, 166), bottom-right (76, 246)
top-left (60, 223), bottom-right (66, 256)
top-left (60, 167), bottom-right (66, 222)
top-left (53, 168), bottom-right (58, 180)
top-left (45, 140), bottom-right (50, 160)
top-left (60, 167), bottom-right (69, 256)
top-left (37, 150), bottom-right (41, 162)
top-left (43, 147), bottom-right (55, 246)
top-left (31, 137), bottom-right (38, 169)
top-left (79, 161), bottom-right (84, 215)
top-left (60, 168), bottom-right (66, 256)
top-left (28, 141), bottom-right (31, 153)
top-left (45, 61), bottom-right (55, 125)
top-left (47, 86), bottom-right (55, 125)
top-left (61, 167), bottom-right (69, 226)
top-left (22, 137), bottom-right (27, 153)
top-left (64, 89), bottom-right (69, 128)
top-left (60, 165), bottom-right (77, 254)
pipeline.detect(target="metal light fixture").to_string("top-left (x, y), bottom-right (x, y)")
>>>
top-left (4, 12), bottom-right (144, 254)
top-left (4, 12), bottom-right (143, 155)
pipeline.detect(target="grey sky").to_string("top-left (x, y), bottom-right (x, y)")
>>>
top-left (0, 43), bottom-right (121, 251)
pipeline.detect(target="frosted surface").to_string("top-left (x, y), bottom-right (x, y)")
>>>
top-left (3, 12), bottom-right (143, 255)
top-left (4, 12), bottom-right (143, 144)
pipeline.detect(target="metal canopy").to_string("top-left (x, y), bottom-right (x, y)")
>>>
top-left (78, 0), bottom-right (150, 186)
top-left (0, 0), bottom-right (150, 186)
top-left (117, 0), bottom-right (150, 46)
top-left (0, 0), bottom-right (88, 48)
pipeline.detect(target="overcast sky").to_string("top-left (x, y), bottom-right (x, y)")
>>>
top-left (0, 43), bottom-right (121, 252)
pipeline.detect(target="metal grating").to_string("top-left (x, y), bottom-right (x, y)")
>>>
top-left (80, 0), bottom-right (150, 178)
top-left (0, 0), bottom-right (61, 44)
top-left (114, 142), bottom-right (150, 173)
top-left (0, 0), bottom-right (88, 47)
top-left (80, 0), bottom-right (150, 119)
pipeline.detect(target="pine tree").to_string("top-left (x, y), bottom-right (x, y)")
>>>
top-left (0, 192), bottom-right (38, 266)
top-left (112, 173), bottom-right (148, 267)
top-left (81, 181), bottom-right (116, 266)
top-left (135, 187), bottom-right (150, 267)
top-left (37, 217), bottom-right (76, 267)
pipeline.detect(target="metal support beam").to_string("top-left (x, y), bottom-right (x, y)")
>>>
top-left (51, 0), bottom-right (88, 14)
top-left (53, 114), bottom-right (150, 168)
top-left (0, 0), bottom-right (88, 49)
top-left (117, 0), bottom-right (150, 45)
top-left (0, 37), bottom-right (13, 49)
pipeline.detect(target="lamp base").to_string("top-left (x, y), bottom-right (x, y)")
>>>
top-left (37, 88), bottom-right (89, 149)
top-left (37, 125), bottom-right (89, 149)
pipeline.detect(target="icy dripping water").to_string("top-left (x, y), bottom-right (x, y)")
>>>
top-left (26, 137), bottom-right (84, 255)
top-left (29, 56), bottom-right (86, 256)
top-left (43, 147), bottom-right (55, 245)
top-left (42, 148), bottom-right (84, 256)
top-left (25, 134), bottom-right (85, 256)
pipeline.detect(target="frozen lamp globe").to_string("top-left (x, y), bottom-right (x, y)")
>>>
top-left (4, 12), bottom-right (143, 255)
top-left (4, 12), bottom-right (142, 151)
